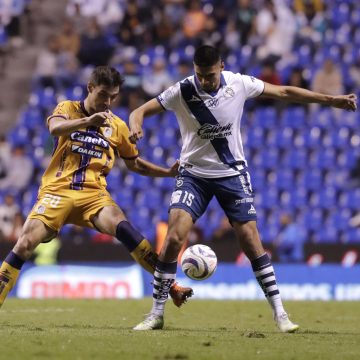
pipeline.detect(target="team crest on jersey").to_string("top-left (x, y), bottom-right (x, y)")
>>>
top-left (176, 178), bottom-right (184, 187)
top-left (103, 127), bottom-right (112, 138)
top-left (224, 87), bottom-right (235, 98)
top-left (36, 205), bottom-right (46, 214)
top-left (71, 145), bottom-right (103, 159)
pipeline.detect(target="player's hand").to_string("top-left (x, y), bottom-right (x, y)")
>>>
top-left (129, 124), bottom-right (144, 144)
top-left (331, 94), bottom-right (357, 111)
top-left (168, 160), bottom-right (180, 177)
top-left (86, 112), bottom-right (112, 127)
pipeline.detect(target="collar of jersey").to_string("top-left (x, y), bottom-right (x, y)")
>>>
top-left (194, 73), bottom-right (227, 98)
top-left (80, 100), bottom-right (91, 117)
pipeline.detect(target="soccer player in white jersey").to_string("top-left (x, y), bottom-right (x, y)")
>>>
top-left (129, 45), bottom-right (357, 332)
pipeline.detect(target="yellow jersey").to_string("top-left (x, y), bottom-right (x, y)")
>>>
top-left (41, 100), bottom-right (138, 191)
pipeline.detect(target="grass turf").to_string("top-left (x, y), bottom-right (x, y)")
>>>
top-left (0, 299), bottom-right (359, 360)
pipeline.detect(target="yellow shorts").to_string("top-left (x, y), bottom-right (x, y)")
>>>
top-left (28, 188), bottom-right (117, 232)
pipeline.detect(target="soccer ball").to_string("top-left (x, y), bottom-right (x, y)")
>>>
top-left (181, 244), bottom-right (217, 281)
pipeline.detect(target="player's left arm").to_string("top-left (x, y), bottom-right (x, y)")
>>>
top-left (261, 82), bottom-right (357, 111)
top-left (124, 157), bottom-right (179, 178)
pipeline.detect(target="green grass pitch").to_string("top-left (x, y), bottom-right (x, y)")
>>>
top-left (0, 299), bottom-right (359, 360)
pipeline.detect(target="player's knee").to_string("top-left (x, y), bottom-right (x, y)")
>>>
top-left (235, 221), bottom-right (257, 243)
top-left (165, 231), bottom-right (185, 253)
top-left (13, 234), bottom-right (37, 260)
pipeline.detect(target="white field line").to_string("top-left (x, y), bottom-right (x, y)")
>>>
top-left (0, 308), bottom-right (75, 313)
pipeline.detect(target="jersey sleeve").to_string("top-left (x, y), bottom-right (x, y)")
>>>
top-left (116, 120), bottom-right (139, 159)
top-left (46, 101), bottom-right (72, 126)
top-left (240, 75), bottom-right (265, 99)
top-left (156, 82), bottom-right (180, 111)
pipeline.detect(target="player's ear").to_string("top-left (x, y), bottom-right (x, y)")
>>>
top-left (220, 61), bottom-right (225, 71)
top-left (87, 82), bottom-right (94, 93)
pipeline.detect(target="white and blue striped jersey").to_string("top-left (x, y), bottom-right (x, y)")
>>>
top-left (157, 71), bottom-right (264, 178)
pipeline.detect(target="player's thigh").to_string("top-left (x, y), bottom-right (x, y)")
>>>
top-left (167, 208), bottom-right (194, 240)
top-left (92, 205), bottom-right (126, 236)
top-left (169, 172), bottom-right (213, 223)
top-left (67, 189), bottom-right (120, 234)
top-left (13, 218), bottom-right (57, 259)
top-left (214, 170), bottom-right (257, 223)
top-left (28, 191), bottom-right (73, 232)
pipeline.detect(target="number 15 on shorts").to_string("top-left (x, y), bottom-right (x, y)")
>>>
top-left (170, 190), bottom-right (194, 207)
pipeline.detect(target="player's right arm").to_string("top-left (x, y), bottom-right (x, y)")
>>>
top-left (129, 98), bottom-right (165, 144)
top-left (48, 112), bottom-right (111, 136)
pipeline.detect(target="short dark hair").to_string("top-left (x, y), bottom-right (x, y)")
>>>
top-left (193, 45), bottom-right (221, 67)
top-left (89, 66), bottom-right (124, 87)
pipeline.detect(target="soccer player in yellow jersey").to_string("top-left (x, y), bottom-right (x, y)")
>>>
top-left (0, 66), bottom-right (193, 309)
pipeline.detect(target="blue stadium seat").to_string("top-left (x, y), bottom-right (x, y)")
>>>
top-left (309, 149), bottom-right (336, 169)
top-left (153, 177), bottom-right (175, 191)
top-left (162, 128), bottom-right (177, 148)
top-left (161, 112), bottom-right (179, 129)
top-left (337, 149), bottom-right (357, 169)
top-left (259, 189), bottom-right (278, 209)
top-left (276, 170), bottom-right (294, 190)
top-left (260, 149), bottom-right (279, 169)
top-left (143, 114), bottom-right (161, 130)
top-left (135, 189), bottom-right (162, 210)
top-left (246, 127), bottom-right (264, 149)
top-left (253, 108), bottom-right (277, 129)
top-left (343, 228), bottom-right (360, 243)
top-left (274, 127), bottom-right (294, 149)
top-left (326, 210), bottom-right (352, 232)
top-left (303, 127), bottom-right (322, 149)
top-left (7, 125), bottom-right (30, 147)
top-left (311, 187), bottom-right (337, 209)
top-left (65, 86), bottom-right (85, 101)
top-left (18, 107), bottom-right (44, 131)
top-left (290, 187), bottom-right (308, 208)
top-left (339, 190), bottom-right (360, 210)
top-left (301, 209), bottom-right (323, 231)
top-left (281, 150), bottom-right (307, 169)
top-left (106, 166), bottom-right (121, 192)
top-left (315, 227), bottom-right (339, 243)
top-left (302, 169), bottom-right (322, 190)
top-left (282, 107), bottom-right (306, 129)
top-left (250, 168), bottom-right (265, 191)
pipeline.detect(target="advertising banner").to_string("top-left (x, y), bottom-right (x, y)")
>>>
top-left (16, 264), bottom-right (143, 299)
top-left (165, 264), bottom-right (360, 301)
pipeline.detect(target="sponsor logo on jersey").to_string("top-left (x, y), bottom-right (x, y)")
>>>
top-left (235, 198), bottom-right (254, 205)
top-left (197, 123), bottom-right (233, 140)
top-left (71, 145), bottom-right (103, 159)
top-left (248, 204), bottom-right (256, 215)
top-left (70, 131), bottom-right (109, 149)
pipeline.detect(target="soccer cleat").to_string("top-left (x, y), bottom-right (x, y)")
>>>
top-left (133, 313), bottom-right (164, 331)
top-left (169, 282), bottom-right (194, 307)
top-left (275, 312), bottom-right (299, 333)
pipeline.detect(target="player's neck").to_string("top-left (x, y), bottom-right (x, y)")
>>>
top-left (83, 98), bottom-right (94, 116)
